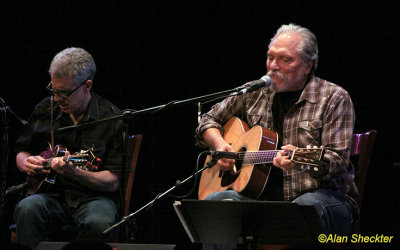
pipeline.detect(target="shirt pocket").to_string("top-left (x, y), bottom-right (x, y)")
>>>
top-left (297, 119), bottom-right (322, 146)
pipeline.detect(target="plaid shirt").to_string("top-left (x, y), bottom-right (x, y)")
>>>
top-left (195, 76), bottom-right (358, 201)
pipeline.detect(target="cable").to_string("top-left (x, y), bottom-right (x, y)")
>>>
top-left (167, 150), bottom-right (209, 199)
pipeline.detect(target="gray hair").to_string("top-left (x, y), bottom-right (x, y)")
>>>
top-left (49, 47), bottom-right (96, 85)
top-left (270, 23), bottom-right (318, 76)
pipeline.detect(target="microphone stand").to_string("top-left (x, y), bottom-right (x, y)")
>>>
top-left (1, 101), bottom-right (29, 196)
top-left (57, 85), bottom-right (246, 133)
top-left (1, 99), bottom-right (27, 247)
top-left (103, 158), bottom-right (217, 236)
top-left (56, 85), bottom-right (249, 238)
top-left (0, 104), bottom-right (6, 248)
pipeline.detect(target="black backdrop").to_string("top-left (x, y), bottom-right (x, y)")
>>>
top-left (1, 1), bottom-right (399, 248)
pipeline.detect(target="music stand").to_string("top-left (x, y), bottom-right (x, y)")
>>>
top-left (173, 199), bottom-right (321, 247)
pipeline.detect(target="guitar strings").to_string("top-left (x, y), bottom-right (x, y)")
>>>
top-left (238, 150), bottom-right (293, 164)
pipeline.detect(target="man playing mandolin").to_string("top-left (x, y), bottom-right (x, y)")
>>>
top-left (14, 48), bottom-right (123, 249)
top-left (195, 24), bottom-right (358, 235)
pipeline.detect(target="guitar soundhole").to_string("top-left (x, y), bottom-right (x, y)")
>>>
top-left (220, 147), bottom-right (246, 187)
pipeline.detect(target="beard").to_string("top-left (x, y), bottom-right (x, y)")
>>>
top-left (267, 70), bottom-right (307, 92)
top-left (267, 71), bottom-right (287, 92)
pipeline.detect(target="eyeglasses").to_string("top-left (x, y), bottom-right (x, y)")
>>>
top-left (46, 78), bottom-right (88, 98)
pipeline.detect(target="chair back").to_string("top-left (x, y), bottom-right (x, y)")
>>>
top-left (350, 130), bottom-right (377, 211)
top-left (350, 130), bottom-right (376, 234)
top-left (125, 134), bottom-right (143, 216)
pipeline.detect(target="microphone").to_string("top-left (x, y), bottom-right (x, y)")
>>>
top-left (6, 182), bottom-right (31, 195)
top-left (238, 75), bottom-right (272, 95)
top-left (209, 151), bottom-right (238, 160)
top-left (0, 98), bottom-right (28, 125)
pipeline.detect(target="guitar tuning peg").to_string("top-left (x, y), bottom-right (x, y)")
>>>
top-left (306, 145), bottom-right (311, 149)
top-left (313, 146), bottom-right (318, 149)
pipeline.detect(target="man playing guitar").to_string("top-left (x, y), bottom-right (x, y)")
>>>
top-left (195, 24), bottom-right (358, 238)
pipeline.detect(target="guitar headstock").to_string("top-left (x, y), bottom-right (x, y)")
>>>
top-left (290, 147), bottom-right (324, 166)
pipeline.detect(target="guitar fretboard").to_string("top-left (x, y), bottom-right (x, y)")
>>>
top-left (240, 150), bottom-right (292, 165)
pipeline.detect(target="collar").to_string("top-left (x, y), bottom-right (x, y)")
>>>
top-left (56, 92), bottom-right (100, 122)
top-left (297, 76), bottom-right (321, 104)
top-left (84, 92), bottom-right (100, 121)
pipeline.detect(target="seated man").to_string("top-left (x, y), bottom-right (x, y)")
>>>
top-left (14, 47), bottom-right (123, 249)
top-left (195, 23), bottom-right (358, 236)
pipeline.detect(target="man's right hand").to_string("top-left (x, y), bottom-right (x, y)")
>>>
top-left (214, 141), bottom-right (236, 172)
top-left (25, 156), bottom-right (50, 176)
top-left (202, 127), bottom-right (237, 172)
top-left (17, 152), bottom-right (50, 176)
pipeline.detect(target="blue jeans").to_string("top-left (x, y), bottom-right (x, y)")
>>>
top-left (203, 189), bottom-right (354, 250)
top-left (14, 194), bottom-right (118, 249)
top-left (293, 189), bottom-right (354, 235)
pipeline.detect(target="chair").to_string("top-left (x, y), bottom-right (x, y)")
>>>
top-left (350, 130), bottom-right (377, 233)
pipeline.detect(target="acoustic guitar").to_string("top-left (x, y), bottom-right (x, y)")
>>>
top-left (198, 117), bottom-right (323, 200)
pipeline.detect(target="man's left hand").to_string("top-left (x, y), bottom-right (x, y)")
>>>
top-left (273, 144), bottom-right (298, 171)
top-left (51, 151), bottom-right (77, 176)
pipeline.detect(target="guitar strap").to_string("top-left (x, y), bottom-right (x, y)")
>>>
top-left (50, 95), bottom-right (55, 156)
top-left (42, 95), bottom-right (58, 186)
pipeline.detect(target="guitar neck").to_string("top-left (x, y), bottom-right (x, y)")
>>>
top-left (241, 150), bottom-right (291, 165)
top-left (240, 147), bottom-right (323, 166)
